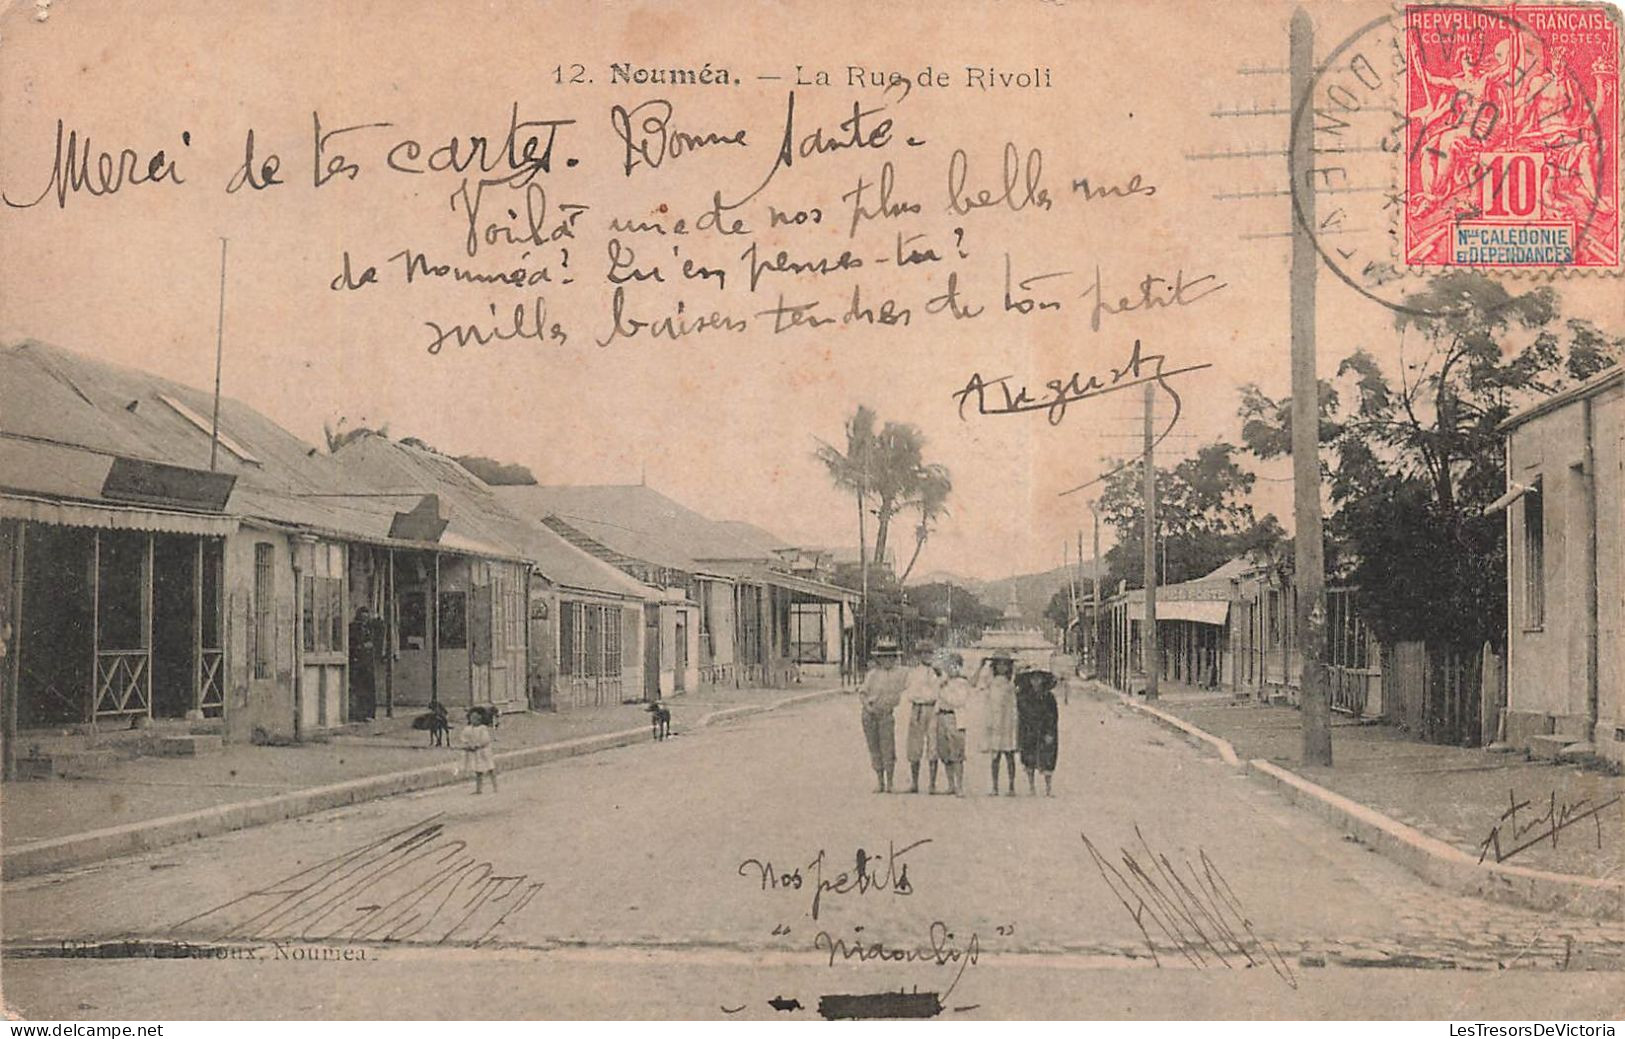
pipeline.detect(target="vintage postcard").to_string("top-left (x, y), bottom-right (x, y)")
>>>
top-left (0, 0), bottom-right (1622, 1025)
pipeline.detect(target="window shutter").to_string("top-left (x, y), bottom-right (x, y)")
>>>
top-left (470, 583), bottom-right (493, 665)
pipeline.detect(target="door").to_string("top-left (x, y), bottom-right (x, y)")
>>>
top-left (674, 610), bottom-right (688, 693)
top-left (643, 605), bottom-right (660, 701)
top-left (299, 540), bottom-right (347, 730)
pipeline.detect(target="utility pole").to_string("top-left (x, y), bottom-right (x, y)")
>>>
top-left (1291, 8), bottom-right (1332, 765)
top-left (1142, 382), bottom-right (1159, 701)
top-left (1091, 507), bottom-right (1101, 677)
top-left (1075, 530), bottom-right (1085, 657)
top-left (209, 238), bottom-right (229, 472)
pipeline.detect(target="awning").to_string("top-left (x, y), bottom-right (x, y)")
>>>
top-left (751, 566), bottom-right (861, 604)
top-left (0, 493), bottom-right (239, 537)
top-left (1126, 599), bottom-right (1230, 625)
top-left (1485, 481), bottom-right (1537, 514)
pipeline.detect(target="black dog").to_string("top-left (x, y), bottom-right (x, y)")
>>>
top-left (647, 702), bottom-right (671, 741)
top-left (412, 702), bottom-right (451, 747)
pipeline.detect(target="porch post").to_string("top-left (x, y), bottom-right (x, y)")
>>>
top-left (143, 533), bottom-right (154, 719)
top-left (193, 538), bottom-right (204, 714)
top-left (4, 522), bottom-right (25, 779)
top-left (430, 551), bottom-right (440, 706)
top-left (385, 547), bottom-right (396, 718)
top-left (90, 530), bottom-right (100, 727)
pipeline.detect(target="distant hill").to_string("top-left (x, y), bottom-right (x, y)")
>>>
top-left (908, 563), bottom-right (1099, 625)
top-left (908, 570), bottom-right (984, 591)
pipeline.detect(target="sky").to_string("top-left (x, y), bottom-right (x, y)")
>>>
top-left (2, 0), bottom-right (1618, 582)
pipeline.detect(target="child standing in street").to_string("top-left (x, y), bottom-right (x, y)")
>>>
top-left (459, 706), bottom-right (497, 794)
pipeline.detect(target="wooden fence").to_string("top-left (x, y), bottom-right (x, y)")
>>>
top-left (1381, 641), bottom-right (1498, 746)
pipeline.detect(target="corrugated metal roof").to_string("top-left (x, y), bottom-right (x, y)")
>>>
top-left (494, 484), bottom-right (787, 573)
top-left (332, 436), bottom-right (653, 600)
top-left (0, 340), bottom-right (381, 539)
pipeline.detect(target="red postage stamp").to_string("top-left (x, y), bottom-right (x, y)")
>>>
top-left (1404, 4), bottom-right (1621, 268)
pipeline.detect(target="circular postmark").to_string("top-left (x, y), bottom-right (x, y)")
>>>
top-left (1289, 5), bottom-right (1618, 317)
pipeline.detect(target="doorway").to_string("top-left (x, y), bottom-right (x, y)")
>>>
top-left (16, 525), bottom-right (94, 728)
top-left (643, 605), bottom-right (660, 701)
top-left (673, 610), bottom-right (688, 693)
top-left (151, 535), bottom-right (197, 719)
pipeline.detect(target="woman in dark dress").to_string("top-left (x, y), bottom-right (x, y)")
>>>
top-left (1015, 666), bottom-right (1060, 796)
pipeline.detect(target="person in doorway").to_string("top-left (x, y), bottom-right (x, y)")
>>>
top-left (1016, 664), bottom-right (1060, 796)
top-left (459, 705), bottom-right (498, 794)
top-left (348, 606), bottom-right (382, 722)
top-left (858, 637), bottom-right (906, 793)
top-left (903, 646), bottom-right (942, 793)
top-left (978, 651), bottom-right (1019, 795)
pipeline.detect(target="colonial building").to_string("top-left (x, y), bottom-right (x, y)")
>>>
top-left (330, 435), bottom-right (657, 712)
top-left (1494, 366), bottom-right (1623, 764)
top-left (494, 484), bottom-right (855, 694)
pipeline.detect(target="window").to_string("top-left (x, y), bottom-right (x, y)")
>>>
top-left (791, 603), bottom-right (826, 663)
top-left (558, 601), bottom-right (576, 676)
top-left (491, 577), bottom-right (508, 657)
top-left (1523, 481), bottom-right (1544, 627)
top-left (252, 543), bottom-right (274, 679)
top-left (583, 604), bottom-right (601, 677)
top-left (603, 607), bottom-right (622, 677)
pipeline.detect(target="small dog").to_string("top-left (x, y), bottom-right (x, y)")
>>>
top-left (647, 701), bottom-right (671, 741)
top-left (412, 702), bottom-right (451, 747)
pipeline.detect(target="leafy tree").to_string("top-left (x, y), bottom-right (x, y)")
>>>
top-left (1098, 442), bottom-right (1283, 589)
top-left (457, 455), bottom-right (538, 485)
top-left (907, 582), bottom-right (1002, 642)
top-left (1240, 272), bottom-right (1620, 649)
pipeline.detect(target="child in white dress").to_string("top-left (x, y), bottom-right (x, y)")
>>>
top-left (459, 706), bottom-right (497, 794)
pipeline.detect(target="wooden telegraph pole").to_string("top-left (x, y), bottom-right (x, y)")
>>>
top-left (1291, 8), bottom-right (1332, 765)
top-left (1142, 382), bottom-right (1159, 702)
top-left (1091, 508), bottom-right (1101, 676)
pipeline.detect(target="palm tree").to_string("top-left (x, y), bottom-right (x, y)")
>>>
top-left (816, 406), bottom-right (878, 666)
top-left (815, 404), bottom-right (878, 576)
top-left (867, 420), bottom-right (929, 573)
top-left (897, 464), bottom-right (951, 586)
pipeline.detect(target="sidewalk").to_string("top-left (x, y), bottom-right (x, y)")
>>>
top-left (1139, 684), bottom-right (1624, 881)
top-left (1, 683), bottom-right (835, 859)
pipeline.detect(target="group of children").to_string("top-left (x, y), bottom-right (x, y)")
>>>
top-left (858, 638), bottom-right (1062, 797)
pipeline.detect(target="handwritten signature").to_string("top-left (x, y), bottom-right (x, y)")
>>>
top-left (1476, 789), bottom-right (1620, 865)
top-left (951, 338), bottom-right (1211, 426)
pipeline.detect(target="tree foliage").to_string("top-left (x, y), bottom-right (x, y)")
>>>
top-left (1099, 442), bottom-right (1283, 589)
top-left (1239, 272), bottom-right (1620, 649)
top-left (815, 406), bottom-right (953, 586)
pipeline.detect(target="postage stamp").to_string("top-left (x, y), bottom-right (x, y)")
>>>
top-left (1403, 3), bottom-right (1621, 269)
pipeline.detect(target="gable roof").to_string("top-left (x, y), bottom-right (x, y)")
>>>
top-left (0, 340), bottom-right (422, 540)
top-left (493, 484), bottom-right (785, 574)
top-left (332, 436), bottom-right (652, 599)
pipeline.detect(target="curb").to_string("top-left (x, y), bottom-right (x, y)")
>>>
top-left (1115, 694), bottom-right (1241, 766)
top-left (1103, 684), bottom-right (1625, 921)
top-left (2, 688), bottom-right (842, 881)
